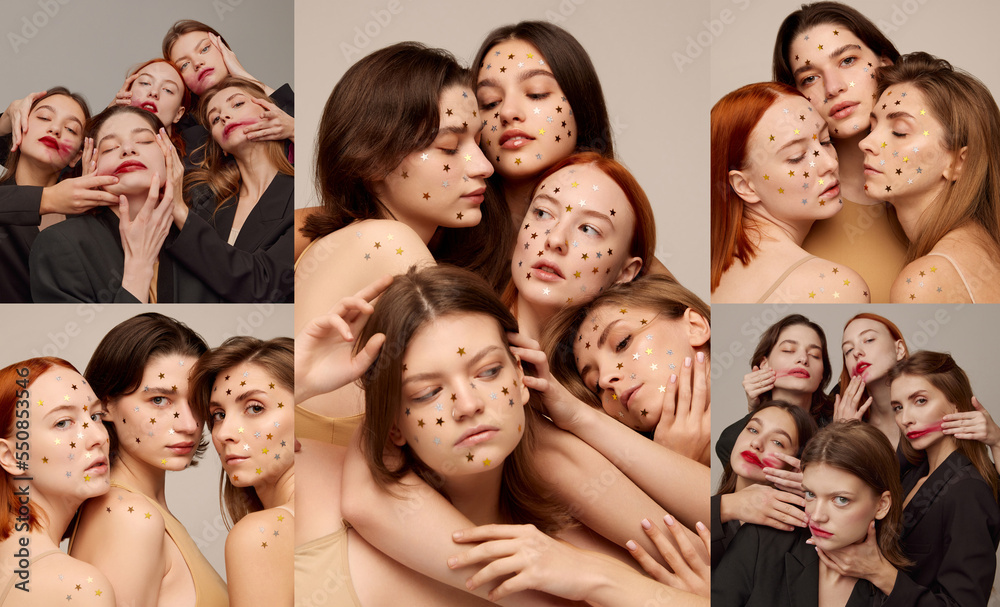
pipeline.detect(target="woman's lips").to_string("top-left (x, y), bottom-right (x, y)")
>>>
top-left (809, 524), bottom-right (834, 539)
top-left (782, 368), bottom-right (811, 379)
top-left (740, 450), bottom-right (763, 468)
top-left (461, 187), bottom-right (486, 205)
top-left (829, 101), bottom-right (858, 120)
top-left (819, 181), bottom-right (840, 200)
top-left (499, 129), bottom-right (534, 149)
top-left (906, 421), bottom-right (944, 440)
top-left (620, 385), bottom-right (642, 412)
top-left (84, 456), bottom-right (109, 475)
top-left (853, 361), bottom-right (871, 377)
top-left (167, 442), bottom-right (195, 455)
top-left (863, 163), bottom-right (882, 176)
top-left (138, 101), bottom-right (158, 114)
top-left (38, 136), bottom-right (60, 150)
top-left (223, 120), bottom-right (254, 139)
top-left (455, 426), bottom-right (499, 448)
top-left (197, 67), bottom-right (215, 82)
top-left (225, 454), bottom-right (250, 466)
top-left (113, 160), bottom-right (147, 175)
top-left (531, 259), bottom-right (565, 281)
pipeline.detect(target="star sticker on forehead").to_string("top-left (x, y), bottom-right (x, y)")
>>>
top-left (457, 347), bottom-right (466, 356)
top-left (158, 373), bottom-right (165, 379)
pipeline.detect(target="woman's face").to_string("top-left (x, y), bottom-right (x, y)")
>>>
top-left (476, 39), bottom-right (578, 183)
top-left (19, 94), bottom-right (85, 171)
top-left (23, 367), bottom-right (110, 503)
top-left (859, 87), bottom-right (956, 203)
top-left (841, 318), bottom-right (905, 382)
top-left (573, 304), bottom-right (702, 433)
top-left (511, 164), bottom-right (641, 309)
top-left (376, 85), bottom-right (494, 238)
top-left (803, 462), bottom-right (889, 551)
top-left (169, 30), bottom-right (228, 95)
top-left (788, 25), bottom-right (888, 138)
top-left (93, 112), bottom-right (167, 196)
top-left (130, 62), bottom-right (186, 129)
top-left (740, 95), bottom-right (841, 221)
top-left (205, 86), bottom-right (260, 152)
top-left (761, 324), bottom-right (825, 396)
top-left (209, 363), bottom-right (293, 488)
top-left (394, 313), bottom-right (528, 478)
top-left (728, 406), bottom-right (799, 484)
top-left (105, 354), bottom-right (202, 471)
top-left (891, 373), bottom-right (957, 450)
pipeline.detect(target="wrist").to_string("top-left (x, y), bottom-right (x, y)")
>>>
top-left (719, 493), bottom-right (737, 523)
top-left (871, 561), bottom-right (897, 595)
top-left (39, 187), bottom-right (54, 215)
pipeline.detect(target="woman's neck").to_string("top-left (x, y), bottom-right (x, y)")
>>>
top-left (111, 451), bottom-right (168, 508)
top-left (866, 377), bottom-right (900, 447)
top-left (254, 466), bottom-right (294, 510)
top-left (503, 178), bottom-right (539, 228)
top-left (233, 145), bottom-right (279, 202)
top-left (885, 182), bottom-right (953, 242)
top-left (747, 207), bottom-right (814, 248)
top-left (833, 131), bottom-right (877, 204)
top-left (924, 435), bottom-right (958, 474)
top-left (14, 156), bottom-right (60, 187)
top-left (770, 388), bottom-right (812, 411)
top-left (819, 557), bottom-right (857, 587)
top-left (440, 465), bottom-right (504, 526)
top-left (18, 486), bottom-right (84, 547)
top-left (514, 292), bottom-right (554, 342)
top-left (734, 475), bottom-right (761, 493)
top-left (109, 190), bottom-right (149, 221)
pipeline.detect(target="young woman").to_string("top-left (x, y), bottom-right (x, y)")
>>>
top-left (171, 77), bottom-right (294, 303)
top-left (28, 105), bottom-right (206, 303)
top-left (68, 313), bottom-right (228, 606)
top-left (0, 88), bottom-right (122, 303)
top-left (713, 420), bottom-right (909, 605)
top-left (297, 264), bottom-right (706, 606)
top-left (110, 58), bottom-right (191, 158)
top-left (821, 351), bottom-right (1000, 605)
top-left (860, 52), bottom-right (1000, 303)
top-left (774, 2), bottom-right (908, 303)
top-left (190, 336), bottom-right (294, 606)
top-left (0, 358), bottom-right (116, 605)
top-left (711, 81), bottom-right (869, 303)
top-left (710, 401), bottom-right (817, 568)
top-left (506, 152), bottom-right (651, 340)
top-left (836, 313), bottom-right (908, 446)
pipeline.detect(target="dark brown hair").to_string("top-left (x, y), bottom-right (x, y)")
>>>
top-left (888, 350), bottom-right (1000, 501)
top-left (751, 314), bottom-right (833, 421)
top-left (190, 336), bottom-right (293, 529)
top-left (355, 265), bottom-right (571, 534)
top-left (162, 19), bottom-right (228, 64)
top-left (801, 420), bottom-right (911, 569)
top-left (301, 42), bottom-right (512, 292)
top-left (0, 87), bottom-right (90, 185)
top-left (715, 400), bottom-right (818, 496)
top-left (85, 104), bottom-right (162, 146)
top-left (85, 313), bottom-right (209, 464)
top-left (543, 274), bottom-right (707, 410)
top-left (772, 2), bottom-right (900, 86)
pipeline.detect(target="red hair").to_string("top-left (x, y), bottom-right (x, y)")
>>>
top-left (0, 357), bottom-right (77, 539)
top-left (711, 82), bottom-right (803, 291)
top-left (502, 151), bottom-right (662, 306)
top-left (126, 58), bottom-right (191, 157)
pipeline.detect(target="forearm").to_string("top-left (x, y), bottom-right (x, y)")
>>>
top-left (121, 261), bottom-right (154, 303)
top-left (583, 568), bottom-right (709, 607)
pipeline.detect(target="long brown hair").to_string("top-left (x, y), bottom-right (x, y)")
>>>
top-left (837, 313), bottom-right (908, 413)
top-left (0, 358), bottom-right (77, 539)
top-left (751, 314), bottom-right (833, 421)
top-left (875, 52), bottom-right (1000, 265)
top-left (185, 77), bottom-right (294, 208)
top-left (714, 400), bottom-right (817, 496)
top-left (0, 87), bottom-right (90, 185)
top-left (124, 58), bottom-right (191, 157)
top-left (161, 19), bottom-right (229, 65)
top-left (801, 420), bottom-right (911, 570)
top-left (300, 42), bottom-right (512, 293)
top-left (189, 336), bottom-right (293, 529)
top-left (888, 350), bottom-right (1000, 501)
top-left (543, 274), bottom-right (706, 410)
top-left (355, 265), bottom-right (571, 534)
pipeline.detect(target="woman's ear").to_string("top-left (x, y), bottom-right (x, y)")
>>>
top-left (758, 357), bottom-right (771, 371)
top-left (684, 308), bottom-right (711, 347)
top-left (513, 355), bottom-right (530, 405)
top-left (943, 146), bottom-right (968, 182)
top-left (172, 106), bottom-right (186, 125)
top-left (68, 147), bottom-right (84, 168)
top-left (389, 424), bottom-right (406, 447)
top-left (0, 438), bottom-right (25, 477)
top-left (894, 340), bottom-right (906, 362)
top-left (728, 169), bottom-right (761, 204)
top-left (878, 55), bottom-right (893, 68)
top-left (613, 257), bottom-right (643, 285)
top-left (874, 490), bottom-right (891, 520)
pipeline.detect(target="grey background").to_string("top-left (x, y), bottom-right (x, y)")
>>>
top-left (1, 303), bottom-right (293, 580)
top-left (294, 0), bottom-right (711, 299)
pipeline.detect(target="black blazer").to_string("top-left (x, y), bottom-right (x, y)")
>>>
top-left (711, 492), bottom-right (741, 569)
top-left (890, 450), bottom-right (1000, 606)
top-left (166, 173), bottom-right (293, 302)
top-left (0, 181), bottom-right (42, 302)
top-left (713, 524), bottom-right (884, 606)
top-left (28, 207), bottom-right (212, 303)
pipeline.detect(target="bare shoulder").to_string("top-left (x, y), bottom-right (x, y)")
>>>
top-left (23, 553), bottom-right (117, 605)
top-left (76, 487), bottom-right (166, 542)
top-left (226, 507), bottom-right (293, 556)
top-left (891, 255), bottom-right (971, 303)
top-left (769, 257), bottom-right (870, 303)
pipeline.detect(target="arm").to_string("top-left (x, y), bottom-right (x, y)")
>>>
top-left (890, 255), bottom-right (973, 304)
top-left (942, 396), bottom-right (1000, 475)
top-left (225, 509), bottom-right (293, 606)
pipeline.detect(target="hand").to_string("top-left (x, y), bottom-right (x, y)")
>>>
top-left (294, 275), bottom-right (393, 402)
top-left (155, 129), bottom-right (188, 229)
top-left (942, 396), bottom-right (1000, 446)
top-left (626, 515), bottom-right (710, 598)
top-left (834, 374), bottom-right (872, 421)
top-left (79, 137), bottom-right (97, 176)
top-left (654, 353), bottom-right (711, 465)
top-left (508, 332), bottom-right (587, 431)
top-left (39, 173), bottom-right (121, 215)
top-left (813, 521), bottom-right (897, 593)
top-left (722, 483), bottom-right (807, 531)
top-left (243, 97), bottom-right (294, 143)
top-left (449, 523), bottom-right (621, 602)
top-left (743, 365), bottom-right (776, 411)
top-left (763, 452), bottom-right (805, 496)
top-left (119, 173), bottom-right (174, 302)
top-left (1, 91), bottom-right (47, 152)
top-left (209, 33), bottom-right (256, 83)
top-left (110, 73), bottom-right (141, 108)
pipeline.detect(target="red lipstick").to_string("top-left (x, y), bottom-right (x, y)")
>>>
top-left (906, 421), bottom-right (944, 440)
top-left (113, 160), bottom-right (147, 175)
top-left (809, 524), bottom-right (834, 539)
top-left (740, 450), bottom-right (764, 468)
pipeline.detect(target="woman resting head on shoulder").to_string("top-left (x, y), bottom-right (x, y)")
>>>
top-left (860, 52), bottom-right (1000, 303)
top-left (0, 358), bottom-right (116, 605)
top-left (711, 81), bottom-right (869, 303)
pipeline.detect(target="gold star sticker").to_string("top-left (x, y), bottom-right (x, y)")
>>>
top-left (923, 130), bottom-right (929, 136)
top-left (396, 247), bottom-right (404, 255)
top-left (538, 128), bottom-right (545, 135)
top-left (96, 590), bottom-right (103, 597)
top-left (920, 109), bottom-right (926, 115)
top-left (457, 347), bottom-right (466, 356)
top-left (832, 267), bottom-right (839, 274)
top-left (278, 515), bottom-right (285, 522)
top-left (844, 279), bottom-right (851, 286)
top-left (266, 433), bottom-right (273, 440)
top-left (793, 129), bottom-right (800, 134)
top-left (833, 291), bottom-right (841, 299)
top-left (261, 542), bottom-right (268, 548)
top-left (818, 179), bottom-right (824, 185)
top-left (910, 293), bottom-right (916, 300)
top-left (616, 362), bottom-right (624, 370)
top-left (919, 271), bottom-right (926, 277)
top-left (256, 468), bottom-right (262, 475)
top-left (817, 44), bottom-right (823, 50)
top-left (581, 253), bottom-right (588, 260)
top-left (37, 400), bottom-right (43, 406)
top-left (456, 212), bottom-right (463, 220)
top-left (880, 141), bottom-right (887, 148)
top-left (84, 474), bottom-right (91, 481)
top-left (42, 457), bottom-right (48, 463)
top-left (161, 459), bottom-right (167, 464)
top-left (778, 188), bottom-right (785, 194)
top-left (238, 427), bottom-right (244, 433)
top-left (763, 174), bottom-right (769, 180)
top-left (571, 181), bottom-right (579, 188)
top-left (262, 448), bottom-right (269, 454)
top-left (565, 204), bottom-right (573, 212)
top-left (145, 512), bottom-right (152, 519)
top-left (464, 154), bottom-right (472, 162)
top-left (466, 452), bottom-right (474, 462)
top-left (833, 29), bottom-right (839, 34)
top-left (128, 506), bottom-right (134, 513)
top-left (374, 241), bottom-right (381, 249)
top-left (808, 291), bottom-right (816, 298)
top-left (54, 438), bottom-right (60, 445)
top-left (788, 170), bottom-right (795, 177)
top-left (483, 458), bottom-right (492, 467)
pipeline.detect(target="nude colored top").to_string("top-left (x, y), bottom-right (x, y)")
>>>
top-left (294, 527), bottom-right (361, 607)
top-left (0, 549), bottom-right (60, 602)
top-left (802, 198), bottom-right (908, 303)
top-left (295, 405), bottom-right (363, 447)
top-left (755, 255), bottom-right (816, 304)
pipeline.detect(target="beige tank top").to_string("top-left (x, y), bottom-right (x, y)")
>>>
top-left (294, 527), bottom-right (361, 607)
top-left (295, 406), bottom-right (364, 447)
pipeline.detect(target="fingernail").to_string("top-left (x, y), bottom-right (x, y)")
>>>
top-left (684, 356), bottom-right (692, 368)
top-left (670, 374), bottom-right (677, 384)
top-left (641, 518), bottom-right (651, 530)
top-left (664, 514), bottom-right (675, 526)
top-left (452, 531), bottom-right (463, 539)
top-left (447, 557), bottom-right (457, 568)
top-left (626, 540), bottom-right (637, 551)
top-left (696, 521), bottom-right (707, 532)
top-left (697, 351), bottom-right (705, 363)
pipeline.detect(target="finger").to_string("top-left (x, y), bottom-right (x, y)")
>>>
top-left (355, 333), bottom-right (385, 370)
top-left (858, 397), bottom-right (873, 418)
top-left (662, 373), bottom-right (679, 421)
top-left (770, 452), bottom-right (802, 470)
top-left (353, 274), bottom-right (394, 303)
top-left (626, 538), bottom-right (670, 584)
top-left (691, 352), bottom-right (708, 416)
top-left (972, 396), bottom-right (988, 414)
top-left (694, 521), bottom-right (711, 553)
top-left (452, 524), bottom-right (520, 543)
top-left (659, 514), bottom-right (703, 572)
top-left (142, 173), bottom-right (161, 215)
top-left (117, 195), bottom-right (130, 227)
top-left (506, 331), bottom-right (542, 351)
top-left (250, 96), bottom-right (274, 111)
top-left (246, 127), bottom-right (284, 141)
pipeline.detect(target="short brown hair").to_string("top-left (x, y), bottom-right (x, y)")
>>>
top-left (751, 314), bottom-right (832, 421)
